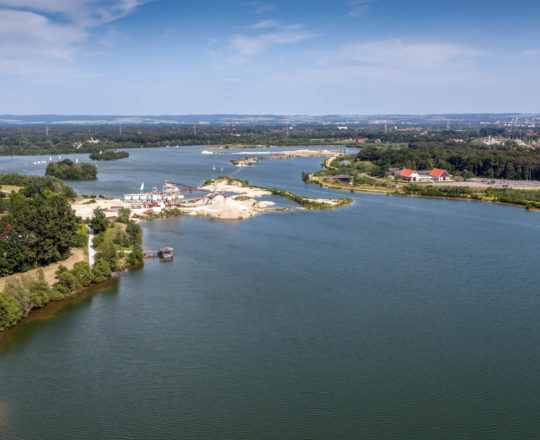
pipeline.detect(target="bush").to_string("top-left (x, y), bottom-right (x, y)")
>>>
top-left (127, 244), bottom-right (144, 266)
top-left (96, 238), bottom-right (119, 270)
top-left (92, 259), bottom-right (112, 283)
top-left (71, 261), bottom-right (94, 287)
top-left (4, 278), bottom-right (31, 317)
top-left (0, 291), bottom-right (22, 331)
top-left (54, 265), bottom-right (81, 296)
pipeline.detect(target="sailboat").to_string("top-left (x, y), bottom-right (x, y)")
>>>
top-left (140, 182), bottom-right (145, 192)
top-left (212, 166), bottom-right (216, 171)
top-left (220, 167), bottom-right (223, 172)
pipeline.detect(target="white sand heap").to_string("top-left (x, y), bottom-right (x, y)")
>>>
top-left (180, 179), bottom-right (275, 220)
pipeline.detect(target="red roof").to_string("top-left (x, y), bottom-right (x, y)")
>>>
top-left (429, 168), bottom-right (447, 177)
top-left (400, 169), bottom-right (416, 177)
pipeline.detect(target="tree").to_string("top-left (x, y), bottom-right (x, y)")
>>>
top-left (53, 265), bottom-right (80, 296)
top-left (71, 261), bottom-right (94, 287)
top-left (97, 238), bottom-right (119, 270)
top-left (4, 278), bottom-right (31, 317)
top-left (127, 244), bottom-right (144, 266)
top-left (92, 259), bottom-right (112, 283)
top-left (24, 269), bottom-right (53, 309)
top-left (117, 207), bottom-right (131, 223)
top-left (0, 291), bottom-right (22, 331)
top-left (126, 221), bottom-right (142, 246)
top-left (7, 191), bottom-right (80, 268)
top-left (90, 208), bottom-right (108, 234)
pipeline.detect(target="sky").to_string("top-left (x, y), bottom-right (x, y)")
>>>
top-left (0, 0), bottom-right (539, 115)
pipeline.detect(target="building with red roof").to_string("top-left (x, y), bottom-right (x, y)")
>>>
top-left (429, 168), bottom-right (450, 181)
top-left (399, 169), bottom-right (420, 181)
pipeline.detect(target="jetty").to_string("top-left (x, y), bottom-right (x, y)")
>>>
top-left (144, 247), bottom-right (174, 259)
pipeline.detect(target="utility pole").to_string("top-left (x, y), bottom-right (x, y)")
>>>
top-left (45, 124), bottom-right (49, 136)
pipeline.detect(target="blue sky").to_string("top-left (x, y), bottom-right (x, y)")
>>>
top-left (0, 0), bottom-right (539, 114)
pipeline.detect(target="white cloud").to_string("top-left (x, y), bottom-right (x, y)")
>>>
top-left (322, 39), bottom-right (481, 70)
top-left (251, 19), bottom-right (279, 29)
top-left (229, 30), bottom-right (316, 56)
top-left (262, 39), bottom-right (484, 96)
top-left (229, 21), bottom-right (316, 57)
top-left (347, 0), bottom-right (372, 16)
top-left (240, 1), bottom-right (275, 14)
top-left (0, 0), bottom-right (149, 75)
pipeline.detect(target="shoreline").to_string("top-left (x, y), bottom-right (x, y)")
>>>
top-left (0, 261), bottom-right (143, 339)
top-left (310, 176), bottom-right (540, 211)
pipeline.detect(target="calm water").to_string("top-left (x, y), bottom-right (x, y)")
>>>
top-left (0, 148), bottom-right (539, 439)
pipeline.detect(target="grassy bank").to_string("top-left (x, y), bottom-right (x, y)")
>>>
top-left (309, 173), bottom-right (540, 210)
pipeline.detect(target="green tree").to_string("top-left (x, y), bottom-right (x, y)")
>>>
top-left (117, 207), bottom-right (131, 223)
top-left (126, 221), bottom-right (142, 246)
top-left (4, 278), bottom-right (31, 317)
top-left (0, 291), bottom-right (22, 331)
top-left (97, 238), bottom-right (119, 270)
top-left (24, 269), bottom-right (53, 309)
top-left (90, 208), bottom-right (108, 234)
top-left (127, 244), bottom-right (144, 266)
top-left (8, 191), bottom-right (80, 268)
top-left (92, 259), bottom-right (112, 283)
top-left (71, 261), bottom-right (94, 287)
top-left (53, 265), bottom-right (81, 296)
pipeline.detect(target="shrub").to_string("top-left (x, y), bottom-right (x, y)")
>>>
top-left (92, 259), bottom-right (112, 283)
top-left (54, 265), bottom-right (81, 296)
top-left (71, 261), bottom-right (94, 287)
top-left (0, 291), bottom-right (22, 331)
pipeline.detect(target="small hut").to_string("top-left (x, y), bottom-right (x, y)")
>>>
top-left (158, 247), bottom-right (174, 259)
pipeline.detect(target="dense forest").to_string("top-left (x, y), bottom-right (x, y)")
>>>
top-left (356, 144), bottom-right (540, 180)
top-left (89, 150), bottom-right (129, 160)
top-left (0, 175), bottom-right (82, 276)
top-left (1, 123), bottom-right (537, 156)
top-left (45, 159), bottom-right (98, 180)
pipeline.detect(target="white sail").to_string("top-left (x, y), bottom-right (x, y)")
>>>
top-left (140, 182), bottom-right (144, 192)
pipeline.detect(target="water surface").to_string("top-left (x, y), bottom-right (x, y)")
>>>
top-left (0, 147), bottom-right (539, 439)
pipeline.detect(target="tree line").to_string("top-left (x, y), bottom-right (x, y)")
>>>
top-left (356, 144), bottom-right (540, 180)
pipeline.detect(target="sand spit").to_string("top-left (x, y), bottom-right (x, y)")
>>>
top-left (72, 198), bottom-right (124, 220)
top-left (179, 180), bottom-right (275, 220)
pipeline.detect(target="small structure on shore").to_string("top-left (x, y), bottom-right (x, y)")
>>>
top-left (144, 247), bottom-right (174, 259)
top-left (325, 174), bottom-right (353, 184)
top-left (158, 247), bottom-right (174, 259)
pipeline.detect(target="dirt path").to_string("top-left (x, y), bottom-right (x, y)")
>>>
top-left (0, 248), bottom-right (88, 291)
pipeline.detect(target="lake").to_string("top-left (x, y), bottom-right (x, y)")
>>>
top-left (0, 147), bottom-right (539, 439)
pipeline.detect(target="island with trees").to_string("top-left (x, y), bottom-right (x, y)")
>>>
top-left (89, 150), bottom-right (129, 161)
top-left (45, 159), bottom-right (98, 180)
